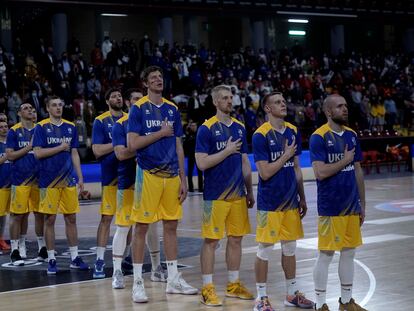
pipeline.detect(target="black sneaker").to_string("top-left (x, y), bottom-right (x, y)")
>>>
top-left (10, 249), bottom-right (24, 266)
top-left (37, 247), bottom-right (48, 262)
top-left (121, 255), bottom-right (133, 273)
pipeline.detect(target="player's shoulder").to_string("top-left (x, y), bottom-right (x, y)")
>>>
top-left (201, 116), bottom-right (219, 129)
top-left (284, 121), bottom-right (298, 134)
top-left (343, 125), bottom-right (357, 136)
top-left (254, 122), bottom-right (272, 137)
top-left (37, 118), bottom-right (51, 127)
top-left (133, 95), bottom-right (150, 108)
top-left (62, 119), bottom-right (75, 127)
top-left (312, 123), bottom-right (330, 138)
top-left (231, 117), bottom-right (245, 128)
top-left (163, 98), bottom-right (178, 110)
top-left (95, 111), bottom-right (112, 122)
top-left (117, 115), bottom-right (129, 124)
top-left (10, 122), bottom-right (23, 131)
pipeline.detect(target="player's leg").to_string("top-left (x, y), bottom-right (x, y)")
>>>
top-left (254, 243), bottom-right (274, 311)
top-left (146, 221), bottom-right (167, 282)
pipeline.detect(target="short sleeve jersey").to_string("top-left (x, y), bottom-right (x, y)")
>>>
top-left (112, 115), bottom-right (136, 190)
top-left (33, 118), bottom-right (79, 188)
top-left (0, 141), bottom-right (11, 188)
top-left (309, 123), bottom-right (363, 216)
top-left (195, 116), bottom-right (247, 201)
top-left (127, 96), bottom-right (183, 178)
top-left (253, 121), bottom-right (301, 212)
top-left (6, 123), bottom-right (38, 186)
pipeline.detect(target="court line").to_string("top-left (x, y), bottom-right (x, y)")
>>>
top-left (365, 215), bottom-right (414, 225)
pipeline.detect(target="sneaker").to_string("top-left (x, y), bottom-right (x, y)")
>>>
top-left (47, 259), bottom-right (58, 275)
top-left (121, 255), bottom-right (133, 273)
top-left (166, 272), bottom-right (198, 295)
top-left (0, 239), bottom-right (10, 250)
top-left (314, 303), bottom-right (330, 311)
top-left (338, 298), bottom-right (367, 311)
top-left (254, 296), bottom-right (275, 311)
top-left (150, 264), bottom-right (167, 282)
top-left (70, 256), bottom-right (89, 270)
top-left (10, 249), bottom-right (24, 266)
top-left (19, 244), bottom-right (27, 259)
top-left (132, 278), bottom-right (148, 303)
top-left (93, 259), bottom-right (105, 279)
top-left (200, 283), bottom-right (222, 306)
top-left (226, 280), bottom-right (254, 300)
top-left (285, 291), bottom-right (314, 309)
top-left (37, 247), bottom-right (48, 262)
top-left (112, 269), bottom-right (125, 289)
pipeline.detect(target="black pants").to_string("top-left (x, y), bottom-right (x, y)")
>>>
top-left (187, 156), bottom-right (203, 192)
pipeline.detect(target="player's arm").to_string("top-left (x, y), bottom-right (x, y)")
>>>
top-left (6, 145), bottom-right (32, 161)
top-left (91, 120), bottom-right (113, 158)
top-left (354, 161), bottom-right (366, 225)
top-left (176, 137), bottom-right (187, 203)
top-left (33, 143), bottom-right (69, 159)
top-left (242, 153), bottom-right (255, 209)
top-left (71, 148), bottom-right (84, 192)
top-left (294, 156), bottom-right (307, 218)
top-left (128, 117), bottom-right (173, 152)
top-left (312, 145), bottom-right (355, 180)
top-left (92, 143), bottom-right (113, 159)
top-left (0, 153), bottom-right (7, 164)
top-left (114, 145), bottom-right (135, 161)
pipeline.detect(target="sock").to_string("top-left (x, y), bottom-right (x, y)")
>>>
top-left (133, 263), bottom-right (143, 281)
top-left (202, 274), bottom-right (213, 286)
top-left (166, 260), bottom-right (178, 281)
top-left (11, 240), bottom-right (18, 251)
top-left (19, 235), bottom-right (26, 248)
top-left (256, 283), bottom-right (267, 299)
top-left (341, 285), bottom-right (352, 304)
top-left (113, 257), bottom-right (122, 272)
top-left (37, 236), bottom-right (46, 250)
top-left (228, 270), bottom-right (239, 283)
top-left (339, 248), bottom-right (355, 304)
top-left (96, 246), bottom-right (105, 261)
top-left (315, 291), bottom-right (327, 309)
top-left (286, 278), bottom-right (297, 296)
top-left (69, 246), bottom-right (78, 261)
top-left (313, 251), bottom-right (334, 308)
top-left (47, 250), bottom-right (56, 261)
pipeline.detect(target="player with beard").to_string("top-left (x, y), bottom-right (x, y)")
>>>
top-left (309, 95), bottom-right (366, 311)
top-left (91, 88), bottom-right (126, 278)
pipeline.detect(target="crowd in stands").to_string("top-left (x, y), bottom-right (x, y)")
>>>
top-left (1, 35), bottom-right (414, 153)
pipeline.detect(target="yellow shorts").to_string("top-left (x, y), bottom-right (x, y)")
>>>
top-left (39, 187), bottom-right (80, 214)
top-left (0, 188), bottom-right (11, 216)
top-left (131, 168), bottom-right (182, 224)
top-left (256, 209), bottom-right (304, 244)
top-left (318, 215), bottom-right (362, 251)
top-left (10, 185), bottom-right (40, 214)
top-left (116, 188), bottom-right (134, 226)
top-left (202, 198), bottom-right (251, 239)
top-left (101, 185), bottom-right (117, 215)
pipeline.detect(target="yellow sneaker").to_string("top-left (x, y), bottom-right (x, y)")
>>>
top-left (338, 298), bottom-right (367, 311)
top-left (226, 280), bottom-right (254, 300)
top-left (200, 283), bottom-right (222, 306)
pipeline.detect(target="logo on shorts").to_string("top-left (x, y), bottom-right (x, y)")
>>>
top-left (144, 211), bottom-right (149, 217)
top-left (214, 227), bottom-right (219, 233)
top-left (270, 231), bottom-right (276, 236)
top-left (335, 236), bottom-right (340, 242)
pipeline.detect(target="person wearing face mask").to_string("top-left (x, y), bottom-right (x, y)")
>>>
top-left (187, 90), bottom-right (202, 124)
top-left (8, 92), bottom-right (22, 124)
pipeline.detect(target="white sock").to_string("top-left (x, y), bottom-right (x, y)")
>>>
top-left (166, 260), bottom-right (178, 281)
top-left (113, 257), bottom-right (122, 272)
top-left (202, 274), bottom-right (213, 286)
top-left (37, 236), bottom-right (46, 250)
top-left (315, 291), bottom-right (327, 309)
top-left (313, 251), bottom-right (334, 308)
top-left (113, 226), bottom-right (129, 257)
top-left (286, 278), bottom-right (298, 295)
top-left (133, 263), bottom-right (143, 281)
top-left (69, 246), bottom-right (78, 260)
top-left (341, 285), bottom-right (352, 304)
top-left (228, 270), bottom-right (239, 283)
top-left (47, 250), bottom-right (56, 261)
top-left (11, 240), bottom-right (18, 251)
top-left (339, 248), bottom-right (355, 304)
top-left (19, 235), bottom-right (26, 248)
top-left (96, 246), bottom-right (105, 260)
top-left (256, 283), bottom-right (267, 298)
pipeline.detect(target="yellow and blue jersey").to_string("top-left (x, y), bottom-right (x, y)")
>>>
top-left (6, 123), bottom-right (38, 186)
top-left (32, 118), bottom-right (79, 188)
top-left (0, 141), bottom-right (11, 188)
top-left (309, 123), bottom-right (363, 216)
top-left (92, 111), bottom-right (126, 186)
top-left (112, 115), bottom-right (136, 190)
top-left (253, 121), bottom-right (301, 212)
top-left (127, 95), bottom-right (183, 178)
top-left (196, 116), bottom-right (247, 201)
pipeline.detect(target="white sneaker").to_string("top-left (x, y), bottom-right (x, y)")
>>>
top-left (150, 264), bottom-right (167, 283)
top-left (166, 272), bottom-right (198, 295)
top-left (132, 278), bottom-right (148, 303)
top-left (112, 269), bottom-right (125, 289)
top-left (19, 245), bottom-right (27, 259)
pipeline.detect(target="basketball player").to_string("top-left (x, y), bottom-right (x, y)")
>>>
top-left (0, 120), bottom-right (11, 252)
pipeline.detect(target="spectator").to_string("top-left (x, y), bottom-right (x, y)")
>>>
top-left (183, 120), bottom-right (203, 193)
top-left (7, 92), bottom-right (21, 124)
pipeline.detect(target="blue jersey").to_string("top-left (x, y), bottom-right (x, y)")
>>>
top-left (92, 111), bottom-right (126, 186)
top-left (6, 123), bottom-right (38, 186)
top-left (33, 118), bottom-right (79, 188)
top-left (127, 96), bottom-right (183, 178)
top-left (112, 115), bottom-right (136, 190)
top-left (196, 116), bottom-right (247, 201)
top-left (309, 123), bottom-right (363, 216)
top-left (253, 122), bottom-right (301, 212)
top-left (0, 141), bottom-right (11, 188)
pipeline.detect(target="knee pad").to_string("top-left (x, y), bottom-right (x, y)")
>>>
top-left (281, 240), bottom-right (296, 257)
top-left (256, 243), bottom-right (272, 261)
top-left (340, 248), bottom-right (356, 259)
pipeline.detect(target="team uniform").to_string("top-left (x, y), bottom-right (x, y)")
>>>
top-left (112, 115), bottom-right (136, 226)
top-left (92, 111), bottom-right (127, 215)
top-left (195, 116), bottom-right (250, 239)
top-left (309, 123), bottom-right (363, 251)
top-left (0, 141), bottom-right (11, 216)
top-left (32, 119), bottom-right (80, 214)
top-left (6, 123), bottom-right (39, 214)
top-left (128, 96), bottom-right (184, 224)
top-left (253, 121), bottom-right (304, 244)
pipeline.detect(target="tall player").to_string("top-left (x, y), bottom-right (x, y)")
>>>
top-left (33, 95), bottom-right (88, 274)
top-left (195, 85), bottom-right (254, 306)
top-left (6, 103), bottom-right (46, 265)
top-left (111, 88), bottom-right (167, 289)
top-left (310, 95), bottom-right (366, 311)
top-left (0, 120), bottom-right (11, 252)
top-left (127, 66), bottom-right (197, 303)
top-left (91, 88), bottom-right (126, 279)
top-left (252, 92), bottom-right (314, 311)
